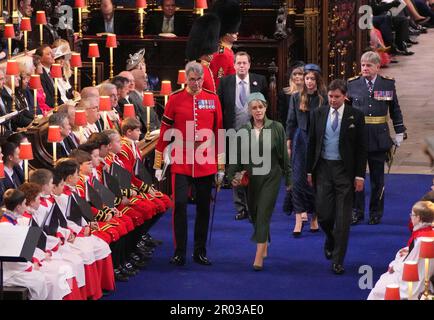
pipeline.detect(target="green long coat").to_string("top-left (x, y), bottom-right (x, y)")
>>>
top-left (227, 117), bottom-right (291, 243)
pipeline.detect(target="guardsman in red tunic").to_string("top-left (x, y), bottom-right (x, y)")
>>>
top-left (186, 14), bottom-right (221, 93)
top-left (209, 0), bottom-right (241, 89)
top-left (153, 61), bottom-right (225, 266)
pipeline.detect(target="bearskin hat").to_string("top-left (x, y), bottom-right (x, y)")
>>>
top-left (211, 0), bottom-right (242, 37)
top-left (185, 13), bottom-right (221, 61)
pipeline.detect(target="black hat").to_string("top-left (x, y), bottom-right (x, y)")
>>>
top-left (211, 0), bottom-right (242, 37)
top-left (186, 14), bottom-right (221, 61)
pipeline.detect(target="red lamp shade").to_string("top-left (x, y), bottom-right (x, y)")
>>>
top-left (106, 34), bottom-right (117, 48)
top-left (99, 96), bottom-right (112, 111)
top-left (177, 70), bottom-right (186, 85)
top-left (29, 75), bottom-right (42, 90)
top-left (0, 161), bottom-right (4, 179)
top-left (75, 0), bottom-right (86, 7)
top-left (36, 11), bottom-right (47, 25)
top-left (20, 18), bottom-right (32, 32)
top-left (6, 60), bottom-right (19, 76)
top-left (123, 104), bottom-right (136, 118)
top-left (160, 81), bottom-right (172, 95)
top-left (48, 126), bottom-right (62, 143)
top-left (419, 239), bottom-right (434, 259)
top-left (143, 92), bottom-right (155, 107)
top-left (195, 0), bottom-right (208, 9)
top-left (402, 261), bottom-right (419, 282)
top-left (4, 24), bottom-right (15, 38)
top-left (70, 53), bottom-right (82, 68)
top-left (75, 110), bottom-right (87, 126)
top-left (384, 284), bottom-right (400, 300)
top-left (50, 64), bottom-right (62, 78)
top-left (136, 0), bottom-right (147, 8)
top-left (19, 143), bottom-right (34, 160)
top-left (88, 43), bottom-right (100, 58)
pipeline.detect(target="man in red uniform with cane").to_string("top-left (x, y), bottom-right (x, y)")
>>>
top-left (154, 61), bottom-right (225, 266)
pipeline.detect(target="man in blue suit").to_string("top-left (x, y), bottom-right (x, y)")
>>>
top-left (347, 51), bottom-right (406, 225)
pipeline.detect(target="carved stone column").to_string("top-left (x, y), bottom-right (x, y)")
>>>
top-left (304, 0), bottom-right (320, 65)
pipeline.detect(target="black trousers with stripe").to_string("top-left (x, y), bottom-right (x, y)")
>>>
top-left (172, 173), bottom-right (214, 257)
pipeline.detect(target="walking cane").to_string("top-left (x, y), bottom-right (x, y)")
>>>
top-left (379, 144), bottom-right (398, 201)
top-left (208, 183), bottom-right (221, 246)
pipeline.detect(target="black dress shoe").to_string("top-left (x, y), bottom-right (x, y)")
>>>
top-left (324, 238), bottom-right (334, 260)
top-left (193, 253), bottom-right (212, 266)
top-left (406, 38), bottom-right (418, 45)
top-left (351, 213), bottom-right (363, 225)
top-left (235, 211), bottom-right (249, 220)
top-left (129, 258), bottom-right (147, 269)
top-left (368, 216), bottom-right (381, 225)
top-left (332, 263), bottom-right (345, 275)
top-left (142, 233), bottom-right (163, 246)
top-left (114, 268), bottom-right (129, 282)
top-left (170, 255), bottom-right (186, 266)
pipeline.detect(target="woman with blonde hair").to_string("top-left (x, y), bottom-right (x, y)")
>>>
top-left (52, 39), bottom-right (74, 103)
top-left (228, 92), bottom-right (291, 271)
top-left (286, 64), bottom-right (327, 237)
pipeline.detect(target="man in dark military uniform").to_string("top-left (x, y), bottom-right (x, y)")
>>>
top-left (347, 51), bottom-right (406, 225)
top-left (185, 14), bottom-right (221, 93)
top-left (209, 0), bottom-right (241, 90)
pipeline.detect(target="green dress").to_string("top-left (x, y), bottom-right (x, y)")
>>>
top-left (227, 117), bottom-right (291, 243)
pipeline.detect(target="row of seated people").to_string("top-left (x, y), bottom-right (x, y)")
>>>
top-left (0, 40), bottom-right (160, 135)
top-left (2, 0), bottom-right (195, 58)
top-left (368, 0), bottom-right (434, 61)
top-left (0, 114), bottom-right (171, 298)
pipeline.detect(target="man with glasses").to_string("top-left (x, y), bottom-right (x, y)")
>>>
top-left (153, 61), bottom-right (224, 266)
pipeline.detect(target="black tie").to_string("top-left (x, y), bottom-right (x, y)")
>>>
top-left (11, 172), bottom-right (21, 188)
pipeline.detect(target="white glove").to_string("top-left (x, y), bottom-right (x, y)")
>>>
top-left (155, 169), bottom-right (163, 181)
top-left (394, 133), bottom-right (404, 147)
top-left (215, 171), bottom-right (225, 186)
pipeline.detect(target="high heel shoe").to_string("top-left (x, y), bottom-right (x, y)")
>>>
top-left (292, 214), bottom-right (303, 237)
top-left (253, 264), bottom-right (263, 271)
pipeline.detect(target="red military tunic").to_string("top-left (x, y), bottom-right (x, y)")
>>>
top-left (154, 87), bottom-right (225, 178)
top-left (210, 44), bottom-right (236, 90)
top-left (200, 60), bottom-right (217, 94)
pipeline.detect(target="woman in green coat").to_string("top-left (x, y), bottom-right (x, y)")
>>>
top-left (227, 92), bottom-right (291, 271)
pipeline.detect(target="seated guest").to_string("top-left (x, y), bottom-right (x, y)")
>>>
top-left (36, 45), bottom-right (62, 108)
top-left (52, 39), bottom-right (74, 104)
top-left (87, 0), bottom-right (130, 35)
top-left (0, 69), bottom-right (13, 133)
top-left (98, 83), bottom-right (121, 131)
top-left (80, 86), bottom-right (102, 130)
top-left (131, 69), bottom-right (161, 132)
top-left (125, 49), bottom-right (159, 91)
top-left (48, 112), bottom-right (74, 158)
top-left (17, 55), bottom-right (38, 116)
top-left (76, 99), bottom-right (101, 143)
top-left (368, 201), bottom-right (434, 300)
top-left (145, 0), bottom-right (189, 36)
top-left (6, 133), bottom-right (29, 183)
top-left (32, 54), bottom-right (51, 116)
top-left (2, 142), bottom-right (24, 190)
top-left (2, 72), bottom-right (34, 130)
top-left (57, 103), bottom-right (80, 149)
top-left (111, 75), bottom-right (131, 116)
top-left (0, 189), bottom-right (49, 300)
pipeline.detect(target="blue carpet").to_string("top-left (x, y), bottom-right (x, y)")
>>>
top-left (104, 174), bottom-right (432, 300)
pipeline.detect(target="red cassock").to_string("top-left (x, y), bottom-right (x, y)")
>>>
top-left (200, 60), bottom-right (217, 94)
top-left (210, 44), bottom-right (236, 90)
top-left (118, 139), bottom-right (172, 212)
top-left (154, 87), bottom-right (225, 177)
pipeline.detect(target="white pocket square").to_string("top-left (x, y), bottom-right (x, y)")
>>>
top-left (348, 124), bottom-right (355, 129)
top-left (348, 116), bottom-right (355, 120)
